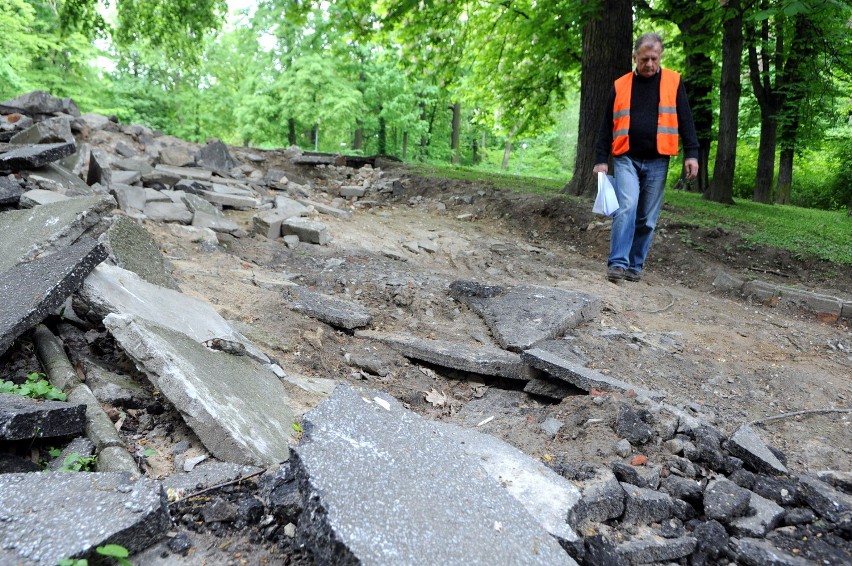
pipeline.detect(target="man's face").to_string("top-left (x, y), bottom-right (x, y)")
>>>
top-left (633, 42), bottom-right (662, 78)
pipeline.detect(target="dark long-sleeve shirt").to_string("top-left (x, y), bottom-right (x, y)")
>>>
top-left (594, 69), bottom-right (700, 164)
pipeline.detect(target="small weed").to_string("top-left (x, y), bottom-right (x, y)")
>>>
top-left (0, 372), bottom-right (66, 401)
top-left (57, 452), bottom-right (97, 472)
top-left (58, 544), bottom-right (132, 566)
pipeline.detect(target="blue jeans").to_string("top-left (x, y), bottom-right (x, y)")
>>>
top-left (609, 155), bottom-right (670, 272)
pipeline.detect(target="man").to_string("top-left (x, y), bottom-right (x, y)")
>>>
top-left (594, 32), bottom-right (699, 283)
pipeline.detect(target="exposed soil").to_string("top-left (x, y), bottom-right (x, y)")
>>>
top-left (155, 161), bottom-right (851, 471)
top-left (4, 160), bottom-right (851, 564)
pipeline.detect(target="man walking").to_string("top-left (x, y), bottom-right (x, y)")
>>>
top-left (594, 32), bottom-right (700, 283)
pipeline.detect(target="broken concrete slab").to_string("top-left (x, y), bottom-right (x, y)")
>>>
top-left (0, 471), bottom-right (170, 565)
top-left (567, 467), bottom-right (626, 526)
top-left (19, 188), bottom-right (71, 207)
top-left (730, 537), bottom-right (812, 566)
top-left (192, 210), bottom-right (240, 234)
top-left (253, 209), bottom-right (287, 239)
top-left (274, 195), bottom-right (310, 218)
top-left (196, 140), bottom-right (238, 172)
top-left (163, 461), bottom-right (262, 494)
top-left (104, 314), bottom-right (293, 466)
top-left (434, 421), bottom-right (581, 544)
top-left (144, 200), bottom-right (192, 223)
top-left (729, 491), bottom-right (785, 537)
top-left (293, 384), bottom-right (575, 565)
top-left (0, 90), bottom-right (80, 116)
top-left (615, 533), bottom-right (697, 564)
top-left (0, 394), bottom-right (86, 440)
top-left (0, 194), bottom-right (114, 272)
top-left (23, 162), bottom-right (93, 195)
top-left (0, 175), bottom-right (24, 205)
top-left (797, 475), bottom-right (852, 524)
top-left (199, 189), bottom-right (257, 210)
top-left (78, 263), bottom-right (264, 361)
top-left (281, 217), bottom-right (330, 245)
top-left (523, 348), bottom-right (665, 399)
top-left (99, 215), bottom-right (181, 291)
top-left (524, 375), bottom-right (581, 400)
top-left (298, 198), bottom-right (352, 219)
top-left (449, 281), bottom-right (601, 351)
top-left (86, 147), bottom-right (111, 186)
top-left (357, 330), bottom-right (528, 380)
top-left (0, 141), bottom-right (76, 170)
top-left (727, 425), bottom-right (788, 476)
top-left (0, 238), bottom-right (107, 356)
top-left (285, 287), bottom-right (372, 330)
top-left (10, 115), bottom-right (75, 145)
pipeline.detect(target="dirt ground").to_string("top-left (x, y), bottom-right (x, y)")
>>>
top-left (143, 161), bottom-right (852, 483)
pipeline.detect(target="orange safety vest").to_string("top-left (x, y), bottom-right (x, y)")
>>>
top-left (611, 68), bottom-right (681, 156)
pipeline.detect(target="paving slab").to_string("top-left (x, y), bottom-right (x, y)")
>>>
top-left (357, 330), bottom-right (528, 380)
top-left (0, 90), bottom-right (80, 116)
top-left (0, 393), bottom-right (86, 440)
top-left (449, 281), bottom-right (601, 351)
top-left (0, 471), bottom-right (170, 565)
top-left (144, 200), bottom-right (192, 223)
top-left (100, 215), bottom-right (181, 290)
top-left (10, 115), bottom-right (75, 144)
top-left (293, 384), bottom-right (575, 565)
top-left (434, 421), bottom-right (580, 544)
top-left (0, 194), bottom-right (115, 272)
top-left (727, 425), bottom-right (788, 476)
top-left (285, 287), bottom-right (372, 330)
top-left (274, 195), bottom-right (311, 218)
top-left (522, 348), bottom-right (665, 399)
top-left (797, 475), bottom-right (852, 524)
top-left (79, 263), bottom-right (264, 361)
top-left (298, 198), bottom-right (353, 219)
top-left (524, 375), bottom-right (581, 400)
top-left (192, 210), bottom-right (240, 233)
top-left (281, 217), bottom-right (330, 244)
top-left (615, 534), bottom-right (697, 564)
top-left (104, 314), bottom-right (293, 466)
top-left (23, 162), bottom-right (92, 195)
top-left (0, 141), bottom-right (77, 170)
top-left (0, 238), bottom-right (107, 355)
top-left (19, 188), bottom-right (71, 207)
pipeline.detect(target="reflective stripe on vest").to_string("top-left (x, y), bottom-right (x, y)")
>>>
top-left (611, 68), bottom-right (681, 156)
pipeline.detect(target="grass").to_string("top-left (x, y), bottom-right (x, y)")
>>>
top-left (408, 163), bottom-right (852, 265)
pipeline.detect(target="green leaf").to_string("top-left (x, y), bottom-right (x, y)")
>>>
top-left (96, 544), bottom-right (129, 558)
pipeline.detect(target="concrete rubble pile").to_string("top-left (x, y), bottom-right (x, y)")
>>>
top-left (1, 90), bottom-right (849, 565)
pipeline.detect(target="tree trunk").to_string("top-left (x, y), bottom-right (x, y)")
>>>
top-left (776, 148), bottom-right (793, 204)
top-left (678, 16), bottom-right (715, 193)
top-left (288, 118), bottom-right (297, 146)
top-left (402, 131), bottom-right (408, 160)
top-left (565, 0), bottom-right (632, 196)
top-left (451, 102), bottom-right (461, 164)
top-left (378, 116), bottom-right (387, 155)
top-left (706, 0), bottom-right (743, 204)
top-left (353, 122), bottom-right (363, 151)
top-left (752, 115), bottom-right (777, 203)
top-left (419, 100), bottom-right (428, 160)
top-left (501, 124), bottom-right (520, 170)
top-left (501, 140), bottom-right (512, 170)
top-left (472, 137), bottom-right (479, 164)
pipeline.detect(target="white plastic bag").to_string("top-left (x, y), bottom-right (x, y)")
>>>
top-left (592, 171), bottom-right (619, 217)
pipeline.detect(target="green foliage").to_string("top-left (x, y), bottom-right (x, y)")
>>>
top-left (1, 372), bottom-right (66, 401)
top-left (408, 163), bottom-right (565, 195)
top-left (58, 544), bottom-right (132, 566)
top-left (56, 452), bottom-right (98, 472)
top-left (663, 191), bottom-right (852, 264)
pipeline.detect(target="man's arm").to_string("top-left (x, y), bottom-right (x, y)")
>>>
top-left (676, 80), bottom-right (699, 179)
top-left (593, 87), bottom-right (617, 175)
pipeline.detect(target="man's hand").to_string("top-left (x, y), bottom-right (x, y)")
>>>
top-left (593, 163), bottom-right (608, 175)
top-left (684, 158), bottom-right (698, 180)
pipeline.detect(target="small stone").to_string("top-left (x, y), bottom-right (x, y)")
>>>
top-left (283, 523), bottom-right (296, 537)
top-left (631, 455), bottom-right (648, 466)
top-left (615, 439), bottom-right (632, 458)
top-left (167, 533), bottom-right (193, 555)
top-left (540, 417), bottom-right (563, 438)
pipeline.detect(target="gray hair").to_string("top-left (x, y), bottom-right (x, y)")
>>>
top-left (634, 32), bottom-right (664, 54)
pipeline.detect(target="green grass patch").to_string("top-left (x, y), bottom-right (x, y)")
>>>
top-left (663, 191), bottom-right (852, 264)
top-left (408, 163), bottom-right (565, 196)
top-left (408, 163), bottom-right (851, 265)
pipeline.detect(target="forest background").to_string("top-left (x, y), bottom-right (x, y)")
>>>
top-left (1, 0), bottom-right (851, 211)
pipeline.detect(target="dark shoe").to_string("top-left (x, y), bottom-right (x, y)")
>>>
top-left (624, 269), bottom-right (642, 282)
top-left (607, 266), bottom-right (625, 282)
